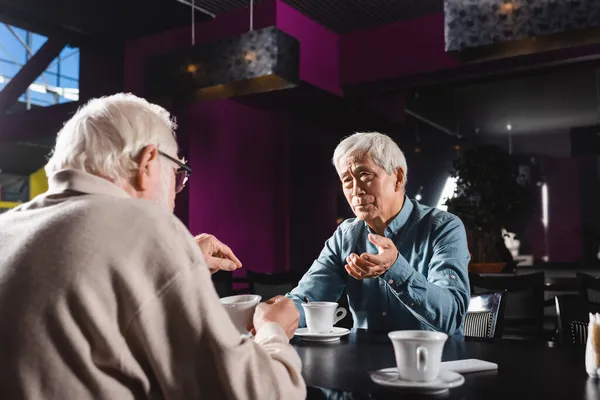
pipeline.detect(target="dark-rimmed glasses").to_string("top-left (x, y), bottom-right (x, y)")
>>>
top-left (158, 150), bottom-right (192, 193)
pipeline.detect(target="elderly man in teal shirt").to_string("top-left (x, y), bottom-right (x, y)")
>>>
top-left (286, 132), bottom-right (470, 334)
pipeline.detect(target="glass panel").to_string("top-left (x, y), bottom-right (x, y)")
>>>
top-left (0, 23), bottom-right (79, 111)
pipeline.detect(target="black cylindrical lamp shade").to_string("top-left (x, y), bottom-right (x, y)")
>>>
top-left (445, 0), bottom-right (600, 52)
top-left (144, 26), bottom-right (300, 103)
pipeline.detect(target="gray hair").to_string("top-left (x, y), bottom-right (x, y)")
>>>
top-left (45, 93), bottom-right (178, 183)
top-left (332, 132), bottom-right (408, 187)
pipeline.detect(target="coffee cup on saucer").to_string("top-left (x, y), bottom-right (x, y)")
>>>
top-left (220, 294), bottom-right (262, 335)
top-left (388, 330), bottom-right (448, 382)
top-left (301, 301), bottom-right (347, 333)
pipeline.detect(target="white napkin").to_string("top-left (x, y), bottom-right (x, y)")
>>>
top-left (441, 359), bottom-right (498, 374)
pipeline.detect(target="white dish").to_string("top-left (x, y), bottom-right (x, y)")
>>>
top-left (369, 368), bottom-right (465, 394)
top-left (294, 327), bottom-right (350, 342)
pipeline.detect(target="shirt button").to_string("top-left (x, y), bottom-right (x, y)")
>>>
top-left (449, 275), bottom-right (456, 280)
top-left (382, 312), bottom-right (387, 316)
top-left (388, 279), bottom-right (394, 285)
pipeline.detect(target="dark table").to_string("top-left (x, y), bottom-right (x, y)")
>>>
top-left (292, 330), bottom-right (600, 399)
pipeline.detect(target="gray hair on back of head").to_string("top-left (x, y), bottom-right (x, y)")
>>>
top-left (332, 132), bottom-right (408, 187)
top-left (45, 93), bottom-right (178, 183)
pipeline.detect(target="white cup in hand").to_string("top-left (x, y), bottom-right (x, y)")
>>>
top-left (220, 294), bottom-right (261, 335)
top-left (301, 301), bottom-right (347, 333)
top-left (253, 296), bottom-right (299, 339)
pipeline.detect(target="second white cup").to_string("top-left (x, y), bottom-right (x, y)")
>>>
top-left (301, 301), bottom-right (347, 333)
top-left (388, 330), bottom-right (448, 382)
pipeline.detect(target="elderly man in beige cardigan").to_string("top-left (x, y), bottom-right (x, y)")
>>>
top-left (0, 93), bottom-right (305, 400)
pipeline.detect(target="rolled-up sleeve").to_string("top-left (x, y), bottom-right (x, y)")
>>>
top-left (286, 225), bottom-right (348, 327)
top-left (380, 217), bottom-right (471, 334)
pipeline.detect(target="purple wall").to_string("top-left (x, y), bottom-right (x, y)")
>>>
top-left (288, 113), bottom-right (342, 270)
top-left (339, 13), bottom-right (460, 86)
top-left (275, 0), bottom-right (341, 96)
top-left (186, 99), bottom-right (289, 274)
top-left (544, 158), bottom-right (583, 262)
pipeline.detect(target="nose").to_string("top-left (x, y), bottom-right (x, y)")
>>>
top-left (351, 179), bottom-right (365, 196)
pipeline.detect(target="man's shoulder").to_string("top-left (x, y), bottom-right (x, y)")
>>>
top-left (22, 193), bottom-right (192, 245)
top-left (84, 194), bottom-right (179, 223)
top-left (410, 200), bottom-right (464, 231)
top-left (337, 217), bottom-right (365, 236)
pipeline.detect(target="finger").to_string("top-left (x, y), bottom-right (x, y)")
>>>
top-left (360, 252), bottom-right (384, 265)
top-left (210, 257), bottom-right (238, 271)
top-left (265, 295), bottom-right (285, 304)
top-left (368, 233), bottom-right (391, 249)
top-left (353, 253), bottom-right (377, 269)
top-left (345, 264), bottom-right (363, 280)
top-left (346, 255), bottom-right (370, 274)
top-left (216, 246), bottom-right (242, 268)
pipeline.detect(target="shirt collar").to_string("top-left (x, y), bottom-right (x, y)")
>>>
top-left (364, 195), bottom-right (413, 237)
top-left (48, 169), bottom-right (132, 199)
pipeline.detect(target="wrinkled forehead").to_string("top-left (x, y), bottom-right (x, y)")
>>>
top-left (338, 151), bottom-right (374, 174)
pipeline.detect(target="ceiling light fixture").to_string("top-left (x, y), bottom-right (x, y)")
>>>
top-left (145, 1), bottom-right (300, 103)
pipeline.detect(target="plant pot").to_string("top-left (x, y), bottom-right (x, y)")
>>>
top-left (468, 262), bottom-right (506, 274)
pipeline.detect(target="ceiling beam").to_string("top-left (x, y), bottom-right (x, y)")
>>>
top-left (0, 4), bottom-right (116, 51)
top-left (0, 38), bottom-right (65, 113)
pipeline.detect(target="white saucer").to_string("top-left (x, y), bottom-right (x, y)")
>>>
top-left (294, 327), bottom-right (350, 342)
top-left (369, 368), bottom-right (465, 394)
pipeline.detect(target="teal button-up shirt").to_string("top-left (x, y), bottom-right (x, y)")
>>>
top-left (286, 197), bottom-right (471, 335)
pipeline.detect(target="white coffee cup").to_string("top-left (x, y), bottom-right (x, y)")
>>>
top-left (301, 301), bottom-right (347, 333)
top-left (220, 294), bottom-right (262, 334)
top-left (388, 330), bottom-right (448, 382)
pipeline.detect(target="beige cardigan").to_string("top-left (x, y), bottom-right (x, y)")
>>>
top-left (0, 169), bottom-right (305, 400)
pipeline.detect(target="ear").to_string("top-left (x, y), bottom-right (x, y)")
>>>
top-left (135, 145), bottom-right (159, 191)
top-left (394, 168), bottom-right (405, 191)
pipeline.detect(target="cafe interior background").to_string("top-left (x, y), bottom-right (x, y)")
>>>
top-left (1, 0), bottom-right (600, 343)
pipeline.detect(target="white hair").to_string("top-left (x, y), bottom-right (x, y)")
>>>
top-left (332, 132), bottom-right (408, 187)
top-left (45, 93), bottom-right (178, 183)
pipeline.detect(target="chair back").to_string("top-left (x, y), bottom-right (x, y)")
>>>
top-left (246, 270), bottom-right (296, 300)
top-left (577, 272), bottom-right (600, 307)
top-left (469, 272), bottom-right (545, 340)
top-left (555, 294), bottom-right (589, 345)
top-left (212, 271), bottom-right (233, 298)
top-left (465, 291), bottom-right (506, 338)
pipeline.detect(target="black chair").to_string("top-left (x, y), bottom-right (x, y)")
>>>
top-left (577, 272), bottom-right (600, 307)
top-left (246, 270), bottom-right (297, 300)
top-left (469, 272), bottom-right (545, 340)
top-left (212, 270), bottom-right (233, 298)
top-left (555, 294), bottom-right (589, 345)
top-left (464, 291), bottom-right (506, 339)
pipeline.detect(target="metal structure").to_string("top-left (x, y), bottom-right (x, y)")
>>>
top-left (0, 23), bottom-right (79, 110)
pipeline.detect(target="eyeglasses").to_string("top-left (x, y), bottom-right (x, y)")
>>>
top-left (158, 150), bottom-right (192, 193)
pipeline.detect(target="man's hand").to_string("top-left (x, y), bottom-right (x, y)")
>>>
top-left (249, 296), bottom-right (299, 339)
top-left (345, 233), bottom-right (398, 280)
top-left (194, 234), bottom-right (242, 274)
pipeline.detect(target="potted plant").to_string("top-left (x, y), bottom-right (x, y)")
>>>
top-left (445, 145), bottom-right (534, 273)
